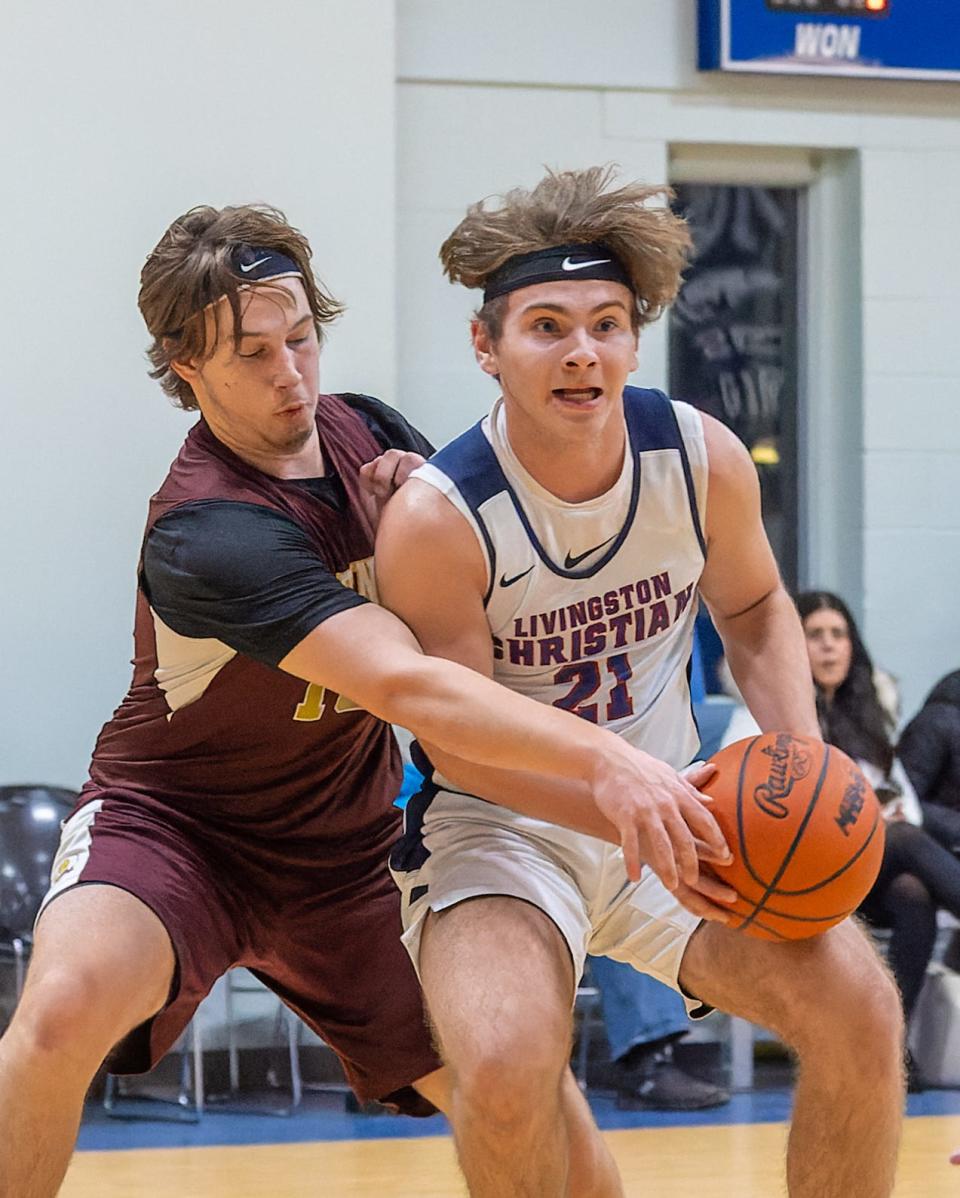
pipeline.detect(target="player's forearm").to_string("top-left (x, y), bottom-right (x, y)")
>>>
top-left (382, 654), bottom-right (636, 792)
top-left (713, 586), bottom-right (820, 738)
top-left (420, 747), bottom-right (621, 843)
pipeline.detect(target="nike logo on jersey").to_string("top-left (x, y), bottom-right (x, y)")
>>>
top-left (561, 255), bottom-right (612, 272)
top-left (499, 565), bottom-right (535, 588)
top-left (563, 535), bottom-right (617, 570)
top-left (239, 256), bottom-right (272, 273)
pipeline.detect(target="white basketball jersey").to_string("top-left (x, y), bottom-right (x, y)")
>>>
top-left (413, 387), bottom-right (708, 771)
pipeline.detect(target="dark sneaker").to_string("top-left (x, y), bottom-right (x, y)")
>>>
top-left (615, 1054), bottom-right (730, 1111)
top-left (905, 1050), bottom-right (926, 1094)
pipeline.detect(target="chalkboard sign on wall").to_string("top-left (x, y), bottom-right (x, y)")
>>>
top-left (669, 184), bottom-right (800, 592)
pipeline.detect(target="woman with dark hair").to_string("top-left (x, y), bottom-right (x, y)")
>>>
top-left (798, 591), bottom-right (960, 1086)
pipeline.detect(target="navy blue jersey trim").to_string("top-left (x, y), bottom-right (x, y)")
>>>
top-left (622, 385), bottom-right (681, 452)
top-left (505, 408), bottom-right (641, 582)
top-left (428, 425), bottom-right (500, 605)
top-left (686, 656), bottom-right (702, 766)
top-left (389, 782), bottom-right (436, 874)
top-left (426, 388), bottom-right (702, 591)
top-left (656, 394), bottom-right (708, 560)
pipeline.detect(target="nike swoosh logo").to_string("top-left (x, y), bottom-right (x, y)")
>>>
top-left (499, 565), bottom-right (535, 588)
top-left (563, 535), bottom-right (617, 570)
top-left (239, 256), bottom-right (272, 273)
top-left (561, 256), bottom-right (611, 272)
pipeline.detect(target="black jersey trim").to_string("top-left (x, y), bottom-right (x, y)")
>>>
top-left (340, 393), bottom-right (435, 458)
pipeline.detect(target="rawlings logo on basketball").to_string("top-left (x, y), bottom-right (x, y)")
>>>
top-left (753, 734), bottom-right (812, 819)
top-left (835, 773), bottom-right (866, 837)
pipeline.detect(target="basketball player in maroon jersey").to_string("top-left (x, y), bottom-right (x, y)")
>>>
top-left (0, 203), bottom-right (739, 1198)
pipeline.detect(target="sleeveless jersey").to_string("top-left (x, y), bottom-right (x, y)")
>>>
top-left (83, 393), bottom-right (401, 862)
top-left (415, 386), bottom-right (708, 771)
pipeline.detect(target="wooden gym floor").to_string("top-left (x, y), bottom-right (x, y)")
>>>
top-left (60, 1091), bottom-right (960, 1196)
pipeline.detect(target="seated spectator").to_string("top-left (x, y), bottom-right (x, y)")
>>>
top-left (899, 670), bottom-right (960, 847)
top-left (798, 591), bottom-right (960, 1088)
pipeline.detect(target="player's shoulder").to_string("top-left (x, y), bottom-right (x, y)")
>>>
top-left (377, 473), bottom-right (488, 601)
top-left (145, 500), bottom-right (308, 583)
top-left (337, 392), bottom-right (435, 457)
top-left (379, 474), bottom-right (468, 543)
top-left (697, 409), bottom-right (753, 480)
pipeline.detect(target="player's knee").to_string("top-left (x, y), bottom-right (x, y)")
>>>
top-left (784, 943), bottom-right (903, 1073)
top-left (11, 965), bottom-right (155, 1068)
top-left (839, 956), bottom-right (904, 1069)
top-left (452, 1022), bottom-right (570, 1122)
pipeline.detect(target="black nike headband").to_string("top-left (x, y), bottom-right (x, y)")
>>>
top-left (482, 243), bottom-right (633, 304)
top-left (229, 244), bottom-right (302, 283)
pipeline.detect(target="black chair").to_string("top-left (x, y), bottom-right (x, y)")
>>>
top-left (0, 785), bottom-right (77, 1006)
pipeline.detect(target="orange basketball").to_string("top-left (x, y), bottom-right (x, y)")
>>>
top-left (701, 732), bottom-right (885, 941)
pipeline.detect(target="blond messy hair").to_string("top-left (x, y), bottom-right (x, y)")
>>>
top-left (440, 166), bottom-right (692, 338)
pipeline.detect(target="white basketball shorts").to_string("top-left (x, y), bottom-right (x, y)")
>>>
top-left (390, 787), bottom-right (709, 1017)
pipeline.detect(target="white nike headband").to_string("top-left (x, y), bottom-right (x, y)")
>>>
top-left (481, 243), bottom-right (633, 304)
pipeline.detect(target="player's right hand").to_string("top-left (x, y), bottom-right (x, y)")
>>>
top-left (590, 744), bottom-right (733, 900)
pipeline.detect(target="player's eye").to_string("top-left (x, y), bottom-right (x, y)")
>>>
top-left (532, 318), bottom-right (559, 333)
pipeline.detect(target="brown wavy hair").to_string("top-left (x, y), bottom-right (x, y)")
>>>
top-left (139, 204), bottom-right (344, 410)
top-left (440, 166), bottom-right (692, 339)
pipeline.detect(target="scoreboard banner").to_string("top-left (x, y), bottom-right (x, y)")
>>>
top-left (699, 0), bottom-right (960, 82)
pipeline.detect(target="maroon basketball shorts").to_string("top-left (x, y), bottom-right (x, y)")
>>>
top-left (39, 789), bottom-right (440, 1113)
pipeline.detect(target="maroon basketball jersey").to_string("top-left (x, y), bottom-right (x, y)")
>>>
top-left (84, 394), bottom-right (402, 863)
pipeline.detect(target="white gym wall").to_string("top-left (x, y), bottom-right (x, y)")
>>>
top-left (2, 0), bottom-right (958, 784)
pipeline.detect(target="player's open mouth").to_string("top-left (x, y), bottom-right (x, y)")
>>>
top-left (552, 388), bottom-right (603, 403)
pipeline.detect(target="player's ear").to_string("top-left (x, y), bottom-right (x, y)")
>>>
top-left (472, 318), bottom-right (501, 380)
top-left (168, 349), bottom-right (200, 386)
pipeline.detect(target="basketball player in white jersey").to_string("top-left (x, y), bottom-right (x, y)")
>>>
top-left (377, 168), bottom-right (903, 1197)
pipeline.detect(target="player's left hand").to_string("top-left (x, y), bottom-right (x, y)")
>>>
top-left (359, 450), bottom-right (426, 530)
top-left (672, 870), bottom-right (739, 925)
top-left (671, 759), bottom-right (740, 922)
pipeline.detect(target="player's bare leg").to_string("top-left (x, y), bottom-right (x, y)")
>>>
top-left (680, 917), bottom-right (903, 1198)
top-left (0, 885), bottom-right (176, 1198)
top-left (419, 896), bottom-right (623, 1197)
top-left (562, 1068), bottom-right (625, 1197)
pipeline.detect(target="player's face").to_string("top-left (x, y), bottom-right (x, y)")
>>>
top-left (175, 277), bottom-right (321, 464)
top-left (473, 280), bottom-right (639, 447)
top-left (803, 608), bottom-right (853, 699)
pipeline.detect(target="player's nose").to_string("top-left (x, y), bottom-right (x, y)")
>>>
top-left (274, 346), bottom-right (303, 387)
top-left (562, 330), bottom-right (599, 369)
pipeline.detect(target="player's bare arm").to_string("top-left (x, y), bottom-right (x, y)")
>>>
top-left (364, 476), bottom-right (733, 901)
top-left (698, 414), bottom-right (819, 739)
